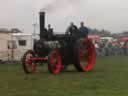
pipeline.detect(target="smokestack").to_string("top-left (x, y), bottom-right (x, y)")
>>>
top-left (39, 11), bottom-right (45, 39)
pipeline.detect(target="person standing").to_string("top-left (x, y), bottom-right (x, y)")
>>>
top-left (47, 24), bottom-right (53, 40)
top-left (66, 22), bottom-right (78, 36)
top-left (79, 22), bottom-right (89, 38)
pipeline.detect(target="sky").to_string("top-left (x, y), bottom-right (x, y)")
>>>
top-left (0, 0), bottom-right (128, 33)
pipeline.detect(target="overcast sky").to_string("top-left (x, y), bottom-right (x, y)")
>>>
top-left (0, 0), bottom-right (128, 33)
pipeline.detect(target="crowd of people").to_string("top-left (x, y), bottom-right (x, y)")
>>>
top-left (94, 40), bottom-right (128, 56)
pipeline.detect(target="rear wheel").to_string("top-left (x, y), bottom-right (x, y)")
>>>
top-left (74, 38), bottom-right (96, 72)
top-left (22, 50), bottom-right (37, 74)
top-left (48, 48), bottom-right (62, 74)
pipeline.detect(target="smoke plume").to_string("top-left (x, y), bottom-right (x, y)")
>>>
top-left (41, 0), bottom-right (83, 14)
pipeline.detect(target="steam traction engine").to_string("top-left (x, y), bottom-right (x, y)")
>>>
top-left (22, 12), bottom-right (96, 74)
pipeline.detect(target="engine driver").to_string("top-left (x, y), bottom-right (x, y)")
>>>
top-left (66, 22), bottom-right (79, 37)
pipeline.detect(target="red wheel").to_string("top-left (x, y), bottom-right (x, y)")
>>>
top-left (48, 48), bottom-right (62, 74)
top-left (22, 50), bottom-right (37, 74)
top-left (74, 38), bottom-right (96, 72)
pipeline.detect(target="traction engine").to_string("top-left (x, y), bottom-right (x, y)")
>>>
top-left (22, 12), bottom-right (96, 74)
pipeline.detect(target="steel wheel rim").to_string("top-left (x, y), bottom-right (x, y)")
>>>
top-left (50, 49), bottom-right (62, 74)
top-left (79, 39), bottom-right (96, 71)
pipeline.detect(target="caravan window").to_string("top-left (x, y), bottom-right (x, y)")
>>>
top-left (18, 40), bottom-right (26, 46)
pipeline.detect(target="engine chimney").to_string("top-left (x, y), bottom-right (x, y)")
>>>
top-left (39, 11), bottom-right (45, 39)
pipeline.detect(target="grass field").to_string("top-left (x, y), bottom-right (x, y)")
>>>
top-left (0, 56), bottom-right (128, 96)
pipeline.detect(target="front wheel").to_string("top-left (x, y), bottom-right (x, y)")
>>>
top-left (48, 48), bottom-right (62, 74)
top-left (74, 38), bottom-right (96, 72)
top-left (22, 50), bottom-right (37, 74)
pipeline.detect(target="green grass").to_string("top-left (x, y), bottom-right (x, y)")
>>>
top-left (0, 56), bottom-right (128, 96)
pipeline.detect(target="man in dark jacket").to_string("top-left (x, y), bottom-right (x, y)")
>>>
top-left (66, 22), bottom-right (79, 37)
top-left (79, 22), bottom-right (88, 38)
